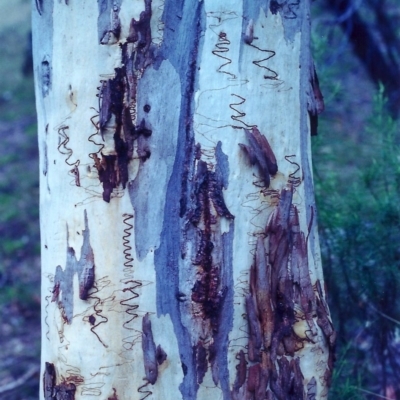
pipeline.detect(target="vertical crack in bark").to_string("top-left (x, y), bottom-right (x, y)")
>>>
top-left (180, 148), bottom-right (234, 394)
top-left (51, 210), bottom-right (95, 323)
top-left (189, 159), bottom-right (234, 328)
top-left (307, 63), bottom-right (324, 136)
top-left (232, 186), bottom-right (336, 399)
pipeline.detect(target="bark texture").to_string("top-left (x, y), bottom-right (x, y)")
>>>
top-left (33, 0), bottom-right (334, 399)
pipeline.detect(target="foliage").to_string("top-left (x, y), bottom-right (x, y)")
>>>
top-left (0, 2), bottom-right (39, 310)
top-left (314, 86), bottom-right (400, 398)
top-left (0, 6), bottom-right (40, 398)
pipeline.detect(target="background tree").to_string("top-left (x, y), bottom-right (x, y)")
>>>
top-left (32, 0), bottom-right (334, 399)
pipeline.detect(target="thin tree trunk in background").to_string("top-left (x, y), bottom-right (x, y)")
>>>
top-left (33, 0), bottom-right (335, 399)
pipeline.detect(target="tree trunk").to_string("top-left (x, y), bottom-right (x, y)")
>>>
top-left (33, 0), bottom-right (335, 399)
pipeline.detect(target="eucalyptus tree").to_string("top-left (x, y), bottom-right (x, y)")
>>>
top-left (33, 0), bottom-right (335, 399)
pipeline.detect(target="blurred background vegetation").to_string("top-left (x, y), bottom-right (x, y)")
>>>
top-left (0, 0), bottom-right (399, 398)
top-left (0, 0), bottom-right (40, 399)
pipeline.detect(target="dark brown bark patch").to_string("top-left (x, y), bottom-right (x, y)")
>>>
top-left (92, 0), bottom-right (154, 202)
top-left (239, 127), bottom-right (278, 188)
top-left (43, 362), bottom-right (77, 400)
top-left (195, 342), bottom-right (208, 384)
top-left (234, 186), bottom-right (335, 398)
top-left (189, 159), bottom-right (233, 330)
top-left (178, 142), bottom-right (235, 395)
top-left (107, 388), bottom-right (118, 400)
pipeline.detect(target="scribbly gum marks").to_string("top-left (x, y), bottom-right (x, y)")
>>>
top-left (34, 0), bottom-right (334, 397)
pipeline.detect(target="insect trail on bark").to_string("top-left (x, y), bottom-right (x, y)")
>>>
top-left (285, 154), bottom-right (302, 188)
top-left (122, 333), bottom-right (142, 352)
top-left (246, 42), bottom-right (278, 80)
top-left (120, 214), bottom-right (142, 330)
top-left (137, 379), bottom-right (152, 400)
top-left (129, 98), bottom-right (137, 126)
top-left (88, 108), bottom-right (105, 158)
top-left (152, 0), bottom-right (165, 46)
top-left (211, 31), bottom-right (236, 79)
top-left (85, 282), bottom-right (109, 348)
top-left (234, 269), bottom-right (250, 299)
top-left (122, 214), bottom-right (134, 270)
top-left (44, 293), bottom-right (51, 341)
top-left (57, 125), bottom-right (80, 168)
top-left (81, 382), bottom-right (105, 397)
top-left (228, 312), bottom-right (251, 354)
top-left (241, 189), bottom-right (273, 236)
top-left (120, 280), bottom-right (142, 330)
top-left (229, 94), bottom-right (257, 129)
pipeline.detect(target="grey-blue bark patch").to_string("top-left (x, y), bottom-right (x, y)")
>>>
top-left (142, 313), bottom-right (158, 384)
top-left (128, 61), bottom-right (180, 261)
top-left (298, 1), bottom-right (317, 256)
top-left (52, 210), bottom-right (95, 323)
top-left (215, 141), bottom-right (229, 190)
top-left (242, 0), bottom-right (270, 23)
top-left (97, 0), bottom-right (122, 44)
top-left (269, 0), bottom-right (301, 42)
top-left (153, 1), bottom-right (206, 398)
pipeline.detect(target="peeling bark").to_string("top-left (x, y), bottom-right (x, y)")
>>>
top-left (34, 0), bottom-right (334, 398)
top-left (231, 186), bottom-right (335, 398)
top-left (43, 362), bottom-right (77, 400)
